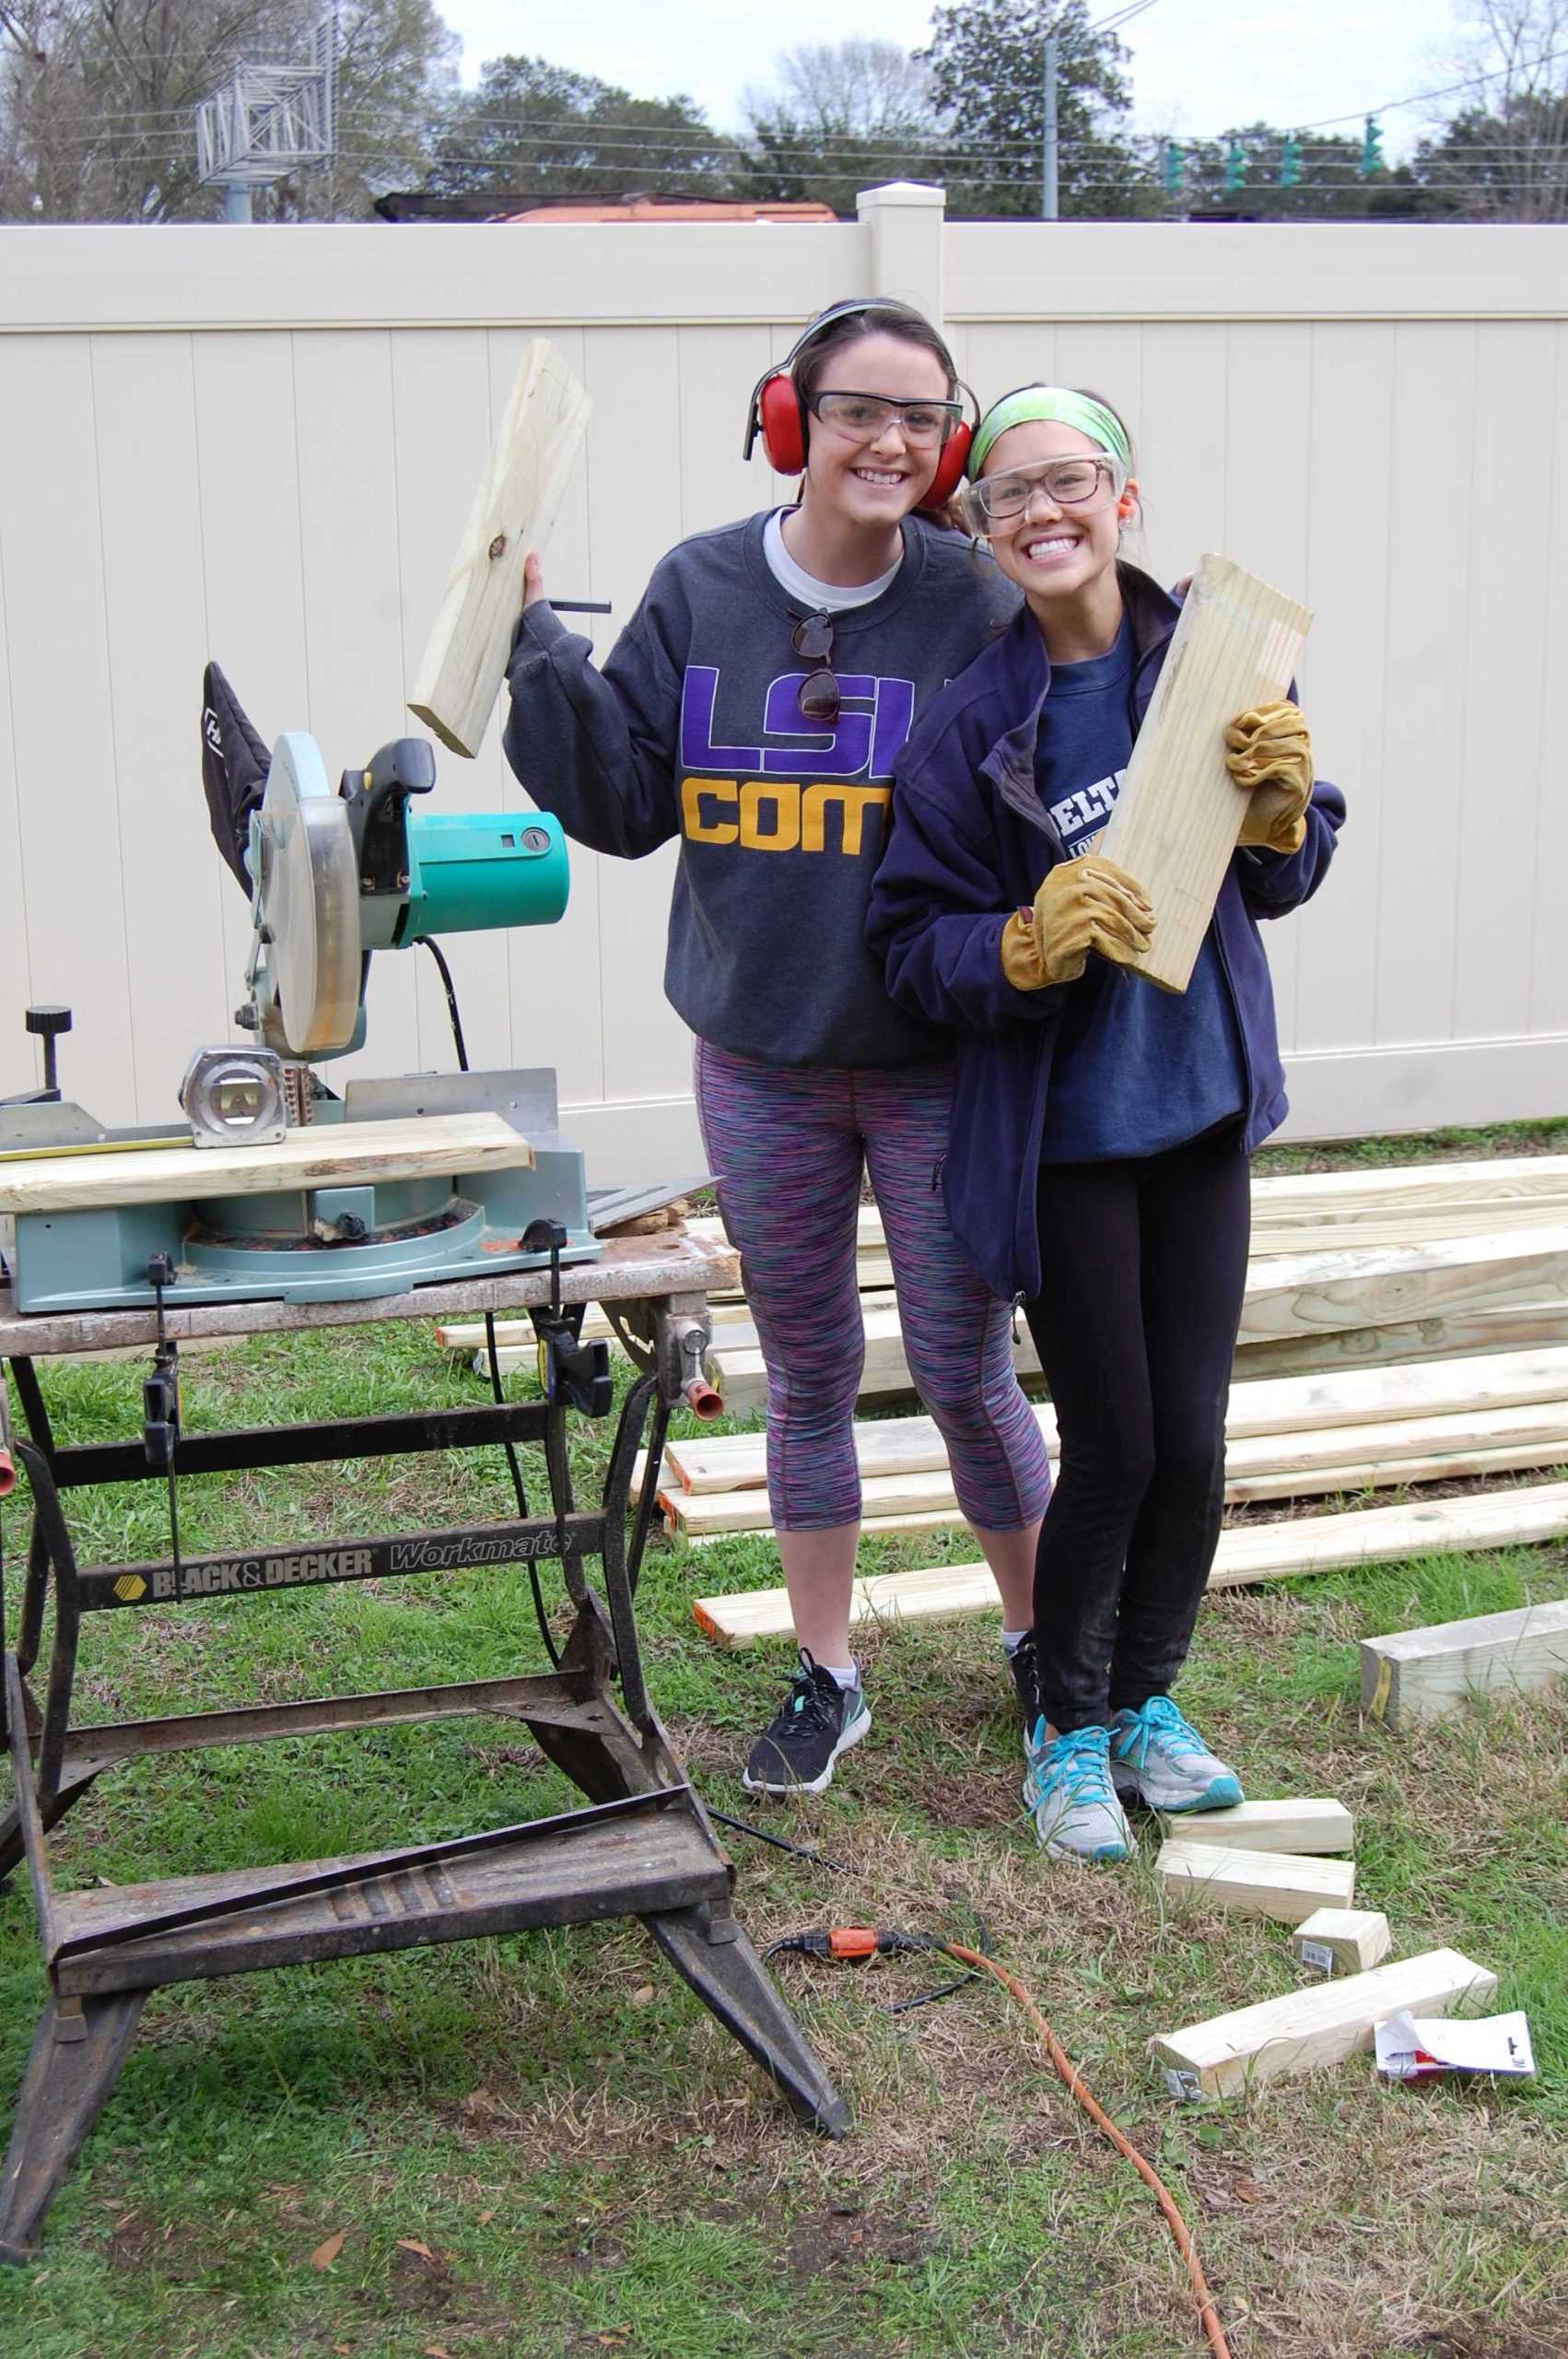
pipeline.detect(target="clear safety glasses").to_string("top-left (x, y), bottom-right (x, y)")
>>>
top-left (806, 390), bottom-right (963, 448)
top-left (965, 452), bottom-right (1127, 527)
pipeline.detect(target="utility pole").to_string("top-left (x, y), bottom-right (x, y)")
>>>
top-left (1042, 34), bottom-right (1059, 219)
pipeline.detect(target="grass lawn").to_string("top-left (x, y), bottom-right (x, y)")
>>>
top-left (2, 1117), bottom-right (1566, 2359)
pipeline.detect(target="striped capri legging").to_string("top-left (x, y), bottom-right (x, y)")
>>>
top-left (694, 1038), bottom-right (1053, 1534)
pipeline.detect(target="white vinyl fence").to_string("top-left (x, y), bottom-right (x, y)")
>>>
top-left (2, 188), bottom-right (1565, 1174)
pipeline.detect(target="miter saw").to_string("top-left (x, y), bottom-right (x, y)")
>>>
top-left (0, 665), bottom-right (607, 1315)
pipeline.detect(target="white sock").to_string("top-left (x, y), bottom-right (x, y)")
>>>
top-left (821, 1662), bottom-right (860, 1690)
top-left (1001, 1627), bottom-right (1033, 1654)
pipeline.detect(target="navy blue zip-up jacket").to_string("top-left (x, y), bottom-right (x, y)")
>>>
top-left (866, 562), bottom-right (1345, 1304)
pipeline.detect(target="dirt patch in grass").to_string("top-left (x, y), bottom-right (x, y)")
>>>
top-left (1410, 2326), bottom-right (1568, 2359)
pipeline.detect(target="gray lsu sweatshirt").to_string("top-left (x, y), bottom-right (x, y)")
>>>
top-left (503, 510), bottom-right (1018, 1069)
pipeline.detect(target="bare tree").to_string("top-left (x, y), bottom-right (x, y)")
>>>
top-left (739, 35), bottom-right (948, 217)
top-left (1407, 0), bottom-right (1568, 219)
top-left (758, 38), bottom-right (938, 139)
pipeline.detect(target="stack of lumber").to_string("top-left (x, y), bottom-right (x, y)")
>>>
top-left (437, 1156), bottom-right (1568, 1397)
top-left (700, 1190), bottom-right (1568, 1416)
top-left (659, 1344), bottom-right (1568, 1546)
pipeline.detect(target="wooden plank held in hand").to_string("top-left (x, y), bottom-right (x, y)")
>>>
top-left (408, 340), bottom-right (591, 758)
top-left (1099, 553), bottom-right (1313, 992)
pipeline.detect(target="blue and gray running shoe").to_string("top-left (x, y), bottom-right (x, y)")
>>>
top-left (1023, 1721), bottom-right (1134, 1861)
top-left (1109, 1696), bottom-right (1244, 1813)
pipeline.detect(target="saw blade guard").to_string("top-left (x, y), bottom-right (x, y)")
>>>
top-left (250, 732), bottom-right (364, 1060)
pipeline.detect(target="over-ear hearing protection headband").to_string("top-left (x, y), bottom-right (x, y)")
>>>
top-left (742, 298), bottom-right (977, 511)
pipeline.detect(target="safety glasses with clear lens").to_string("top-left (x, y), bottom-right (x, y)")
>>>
top-left (965, 453), bottom-right (1128, 527)
top-left (807, 391), bottom-right (964, 448)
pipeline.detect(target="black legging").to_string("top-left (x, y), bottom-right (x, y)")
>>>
top-left (1021, 1121), bottom-right (1251, 1733)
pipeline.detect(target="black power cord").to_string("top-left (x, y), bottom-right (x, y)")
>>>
top-left (421, 935), bottom-right (559, 1671)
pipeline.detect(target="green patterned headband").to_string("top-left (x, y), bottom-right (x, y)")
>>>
top-left (968, 386), bottom-right (1131, 479)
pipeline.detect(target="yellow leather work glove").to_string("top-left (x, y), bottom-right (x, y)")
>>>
top-left (1000, 854), bottom-right (1154, 991)
top-left (1226, 700), bottom-right (1314, 853)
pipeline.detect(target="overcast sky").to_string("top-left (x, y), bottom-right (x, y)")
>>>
top-left (436, 1), bottom-right (1475, 160)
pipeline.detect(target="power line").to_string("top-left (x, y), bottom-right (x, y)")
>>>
top-left (1292, 41), bottom-right (1568, 132)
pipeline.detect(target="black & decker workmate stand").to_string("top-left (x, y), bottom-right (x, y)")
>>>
top-left (0, 1232), bottom-right (848, 2259)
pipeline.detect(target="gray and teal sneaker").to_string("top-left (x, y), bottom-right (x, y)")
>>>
top-left (1109, 1696), bottom-right (1244, 1813)
top-left (743, 1650), bottom-right (871, 1796)
top-left (1023, 1720), bottom-right (1134, 1861)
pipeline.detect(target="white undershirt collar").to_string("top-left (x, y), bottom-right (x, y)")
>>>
top-left (762, 508), bottom-right (904, 614)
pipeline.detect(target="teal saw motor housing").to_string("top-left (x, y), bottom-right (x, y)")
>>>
top-left (398, 811), bottom-right (569, 943)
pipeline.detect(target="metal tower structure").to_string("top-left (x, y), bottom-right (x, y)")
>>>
top-left (195, 10), bottom-right (339, 222)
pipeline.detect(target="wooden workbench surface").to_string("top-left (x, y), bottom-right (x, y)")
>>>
top-left (0, 1230), bottom-right (740, 1360)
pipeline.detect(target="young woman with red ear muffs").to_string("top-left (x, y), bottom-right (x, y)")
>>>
top-left (502, 299), bottom-right (1053, 1800)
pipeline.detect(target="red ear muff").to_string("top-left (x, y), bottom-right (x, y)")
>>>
top-left (919, 420), bottom-right (972, 511)
top-left (755, 371), bottom-right (809, 476)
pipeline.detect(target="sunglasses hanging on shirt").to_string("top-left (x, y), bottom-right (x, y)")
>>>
top-left (791, 612), bottom-right (842, 723)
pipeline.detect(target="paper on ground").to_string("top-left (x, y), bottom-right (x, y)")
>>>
top-left (1375, 2010), bottom-right (1535, 2080)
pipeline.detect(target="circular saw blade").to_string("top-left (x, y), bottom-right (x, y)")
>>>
top-left (255, 733), bottom-right (362, 1058)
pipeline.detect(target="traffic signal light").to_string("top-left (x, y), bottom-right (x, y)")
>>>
top-left (1281, 134), bottom-right (1302, 188)
top-left (1224, 137), bottom-right (1246, 191)
top-left (1360, 115), bottom-right (1384, 176)
top-left (1161, 139), bottom-right (1186, 194)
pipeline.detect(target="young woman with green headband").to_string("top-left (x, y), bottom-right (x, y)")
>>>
top-left (868, 384), bottom-right (1345, 1863)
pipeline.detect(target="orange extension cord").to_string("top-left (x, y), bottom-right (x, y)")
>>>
top-left (940, 1943), bottom-right (1234, 2359)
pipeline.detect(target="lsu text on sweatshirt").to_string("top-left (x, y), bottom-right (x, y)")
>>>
top-left (503, 511), bottom-right (1018, 1068)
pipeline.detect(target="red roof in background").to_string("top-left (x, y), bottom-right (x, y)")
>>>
top-left (497, 197), bottom-right (837, 224)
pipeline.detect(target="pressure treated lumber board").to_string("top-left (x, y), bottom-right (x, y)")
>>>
top-left (664, 1402), bottom-right (1568, 1539)
top-left (408, 339), bottom-right (591, 758)
top-left (1207, 1482), bottom-right (1568, 1586)
top-left (1150, 1948), bottom-right (1498, 2098)
top-left (683, 1434), bottom-right (1568, 1544)
top-left (1359, 1597), bottom-right (1568, 1727)
top-left (1154, 1800), bottom-right (1353, 1856)
top-left (660, 1346), bottom-right (1568, 1496)
top-left (1155, 1841), bottom-right (1355, 1924)
top-left (1291, 1909), bottom-right (1392, 1975)
top-left (1235, 1227), bottom-right (1568, 1347)
top-left (0, 1114), bottom-right (534, 1216)
top-left (1232, 1301), bottom-right (1568, 1383)
top-left (1098, 552), bottom-right (1313, 992)
top-left (692, 1482), bottom-right (1568, 1645)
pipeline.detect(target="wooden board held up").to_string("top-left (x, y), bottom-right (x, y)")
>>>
top-left (409, 339), bottom-right (591, 759)
top-left (1099, 552), bottom-right (1313, 992)
top-left (0, 1113), bottom-right (533, 1215)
